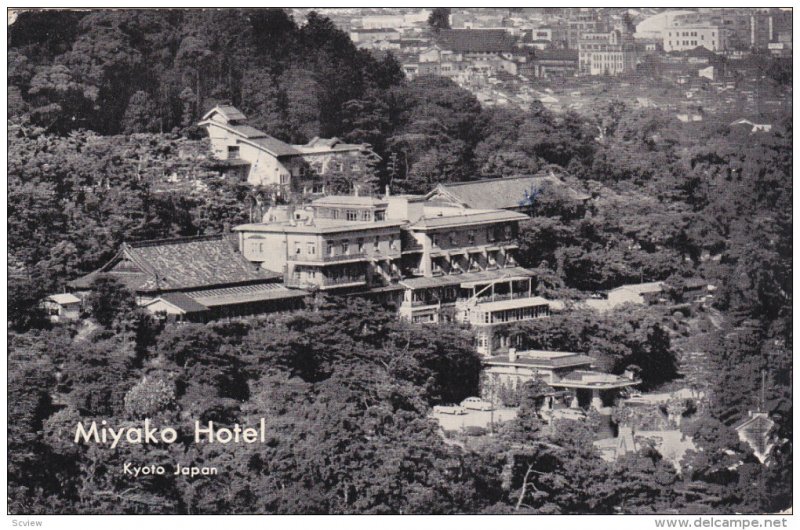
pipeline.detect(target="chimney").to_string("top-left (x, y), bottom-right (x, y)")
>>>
top-left (385, 185), bottom-right (391, 199)
top-left (508, 348), bottom-right (517, 362)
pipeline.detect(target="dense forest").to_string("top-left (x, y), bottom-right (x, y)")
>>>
top-left (8, 9), bottom-right (792, 514)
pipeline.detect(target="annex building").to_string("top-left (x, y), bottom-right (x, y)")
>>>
top-left (198, 105), bottom-right (378, 193)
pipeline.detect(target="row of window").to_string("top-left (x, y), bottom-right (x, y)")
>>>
top-left (328, 208), bottom-right (385, 222)
top-left (431, 225), bottom-right (514, 247)
top-left (477, 305), bottom-right (549, 324)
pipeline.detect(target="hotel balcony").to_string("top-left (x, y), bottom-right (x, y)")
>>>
top-left (287, 251), bottom-right (369, 265)
top-left (285, 275), bottom-right (367, 290)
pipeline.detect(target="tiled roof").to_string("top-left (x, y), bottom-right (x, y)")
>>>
top-left (201, 105), bottom-right (247, 123)
top-left (229, 124), bottom-right (269, 139)
top-left (123, 235), bottom-right (278, 291)
top-left (437, 29), bottom-right (517, 53)
top-left (243, 136), bottom-right (300, 157)
top-left (430, 174), bottom-right (590, 211)
top-left (47, 293), bottom-right (82, 305)
top-left (157, 292), bottom-right (209, 313)
top-left (188, 283), bottom-right (307, 307)
top-left (411, 208), bottom-right (527, 229)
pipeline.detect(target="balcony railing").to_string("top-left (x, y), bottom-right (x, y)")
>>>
top-left (288, 251), bottom-right (368, 263)
top-left (285, 275), bottom-right (367, 289)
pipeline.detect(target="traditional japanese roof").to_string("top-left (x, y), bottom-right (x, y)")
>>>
top-left (399, 266), bottom-right (535, 290)
top-left (47, 293), bottom-right (82, 305)
top-left (148, 292), bottom-right (209, 313)
top-left (229, 124), bottom-right (269, 139)
top-left (436, 29), bottom-right (517, 53)
top-left (241, 136), bottom-right (300, 157)
top-left (201, 105), bottom-right (247, 124)
top-left (187, 283), bottom-right (308, 307)
top-left (410, 207), bottom-right (527, 230)
top-left (70, 234), bottom-right (279, 293)
top-left (427, 174), bottom-right (590, 211)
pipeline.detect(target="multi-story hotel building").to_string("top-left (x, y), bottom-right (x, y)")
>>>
top-left (234, 196), bottom-right (405, 292)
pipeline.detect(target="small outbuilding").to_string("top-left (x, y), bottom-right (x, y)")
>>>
top-left (43, 293), bottom-right (82, 322)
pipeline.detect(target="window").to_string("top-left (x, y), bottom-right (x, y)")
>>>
top-left (467, 230), bottom-right (475, 245)
top-left (431, 233), bottom-right (439, 247)
top-left (487, 227), bottom-right (496, 242)
top-left (449, 232), bottom-right (457, 245)
top-left (327, 242), bottom-right (335, 256)
top-left (361, 210), bottom-right (371, 221)
top-left (375, 211), bottom-right (385, 221)
top-left (373, 237), bottom-right (380, 252)
top-left (390, 239), bottom-right (399, 251)
top-left (342, 241), bottom-right (350, 255)
top-left (227, 145), bottom-right (240, 159)
top-left (307, 243), bottom-right (316, 255)
top-left (504, 225), bottom-right (513, 240)
top-left (346, 210), bottom-right (358, 221)
top-left (357, 239), bottom-right (364, 253)
top-left (294, 242), bottom-right (301, 255)
top-left (280, 174), bottom-right (289, 185)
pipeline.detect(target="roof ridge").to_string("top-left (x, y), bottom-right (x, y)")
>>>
top-left (126, 234), bottom-right (228, 248)
top-left (442, 174), bottom-right (554, 187)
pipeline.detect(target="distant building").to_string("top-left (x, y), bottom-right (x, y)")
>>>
top-left (563, 8), bottom-right (609, 49)
top-left (43, 293), bottom-right (82, 322)
top-left (730, 118), bottom-right (773, 133)
top-left (435, 29), bottom-right (517, 60)
top-left (521, 49), bottom-right (579, 78)
top-left (349, 28), bottom-right (401, 49)
top-left (199, 106), bottom-right (378, 193)
top-left (578, 26), bottom-right (637, 76)
top-left (663, 25), bottom-right (724, 52)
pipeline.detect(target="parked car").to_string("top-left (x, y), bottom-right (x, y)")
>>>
top-left (460, 397), bottom-right (493, 411)
top-left (433, 405), bottom-right (466, 415)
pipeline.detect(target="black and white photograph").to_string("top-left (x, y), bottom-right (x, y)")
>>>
top-left (5, 5), bottom-right (794, 524)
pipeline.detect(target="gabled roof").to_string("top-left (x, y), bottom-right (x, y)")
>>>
top-left (71, 235), bottom-right (279, 293)
top-left (311, 195), bottom-right (388, 208)
top-left (148, 292), bottom-right (209, 313)
top-left (427, 174), bottom-right (590, 211)
top-left (229, 124), bottom-right (269, 139)
top-left (47, 293), bottom-right (81, 305)
top-left (201, 105), bottom-right (247, 123)
top-left (410, 207), bottom-right (527, 230)
top-left (244, 136), bottom-right (300, 157)
top-left (436, 29), bottom-right (517, 53)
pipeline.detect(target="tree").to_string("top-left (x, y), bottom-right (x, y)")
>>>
top-left (85, 274), bottom-right (137, 327)
top-left (428, 8), bottom-right (451, 32)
